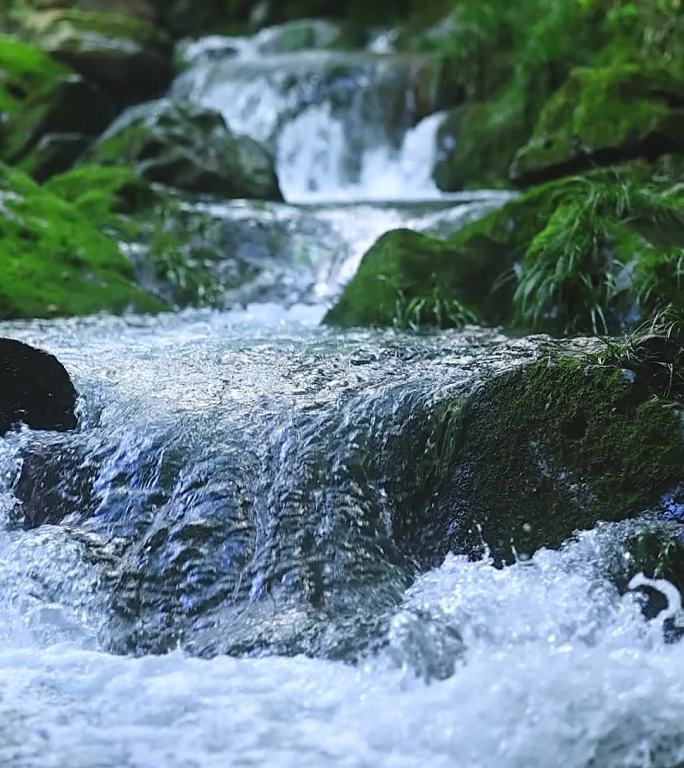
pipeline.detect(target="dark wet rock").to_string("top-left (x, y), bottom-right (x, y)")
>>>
top-left (0, 338), bottom-right (77, 435)
top-left (18, 9), bottom-right (173, 104)
top-left (21, 131), bottom-right (91, 181)
top-left (6, 74), bottom-right (113, 169)
top-left (511, 65), bottom-right (684, 187)
top-left (89, 99), bottom-right (282, 200)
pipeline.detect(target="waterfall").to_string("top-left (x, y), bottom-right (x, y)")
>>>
top-left (174, 43), bottom-right (445, 203)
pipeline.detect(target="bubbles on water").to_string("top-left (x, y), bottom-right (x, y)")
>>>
top-left (1, 519), bottom-right (684, 767)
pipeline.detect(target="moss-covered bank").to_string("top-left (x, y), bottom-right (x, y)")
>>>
top-left (0, 162), bottom-right (165, 319)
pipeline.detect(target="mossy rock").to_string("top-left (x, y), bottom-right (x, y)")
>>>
top-left (19, 8), bottom-right (173, 103)
top-left (511, 64), bottom-right (684, 186)
top-left (324, 189), bottom-right (550, 329)
top-left (404, 353), bottom-right (684, 564)
top-left (432, 100), bottom-right (531, 190)
top-left (0, 36), bottom-right (113, 175)
top-left (328, 166), bottom-right (684, 335)
top-left (0, 162), bottom-right (165, 319)
top-left (89, 99), bottom-right (282, 200)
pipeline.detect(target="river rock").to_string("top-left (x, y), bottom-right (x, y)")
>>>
top-left (404, 349), bottom-right (684, 566)
top-left (18, 8), bottom-right (173, 104)
top-left (510, 64), bottom-right (684, 186)
top-left (89, 99), bottom-right (283, 200)
top-left (0, 338), bottom-right (77, 434)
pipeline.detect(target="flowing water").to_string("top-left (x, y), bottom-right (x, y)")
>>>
top-left (1, 25), bottom-right (684, 768)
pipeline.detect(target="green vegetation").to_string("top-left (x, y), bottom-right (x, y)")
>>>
top-left (328, 165), bottom-right (684, 335)
top-left (45, 164), bottom-right (158, 221)
top-left (627, 524), bottom-right (684, 594)
top-left (423, 0), bottom-right (684, 190)
top-left (45, 164), bottom-right (224, 308)
top-left (0, 34), bottom-right (67, 118)
top-left (511, 64), bottom-right (684, 185)
top-left (0, 162), bottom-right (164, 319)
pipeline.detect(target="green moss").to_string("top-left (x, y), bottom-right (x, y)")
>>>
top-left (512, 65), bottom-right (684, 185)
top-left (0, 162), bottom-right (165, 319)
top-left (329, 165), bottom-right (684, 334)
top-left (45, 164), bottom-right (158, 223)
top-left (429, 354), bottom-right (684, 561)
top-left (323, 225), bottom-right (518, 329)
top-left (19, 9), bottom-right (170, 52)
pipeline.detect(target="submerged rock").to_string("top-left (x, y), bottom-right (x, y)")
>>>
top-left (0, 338), bottom-right (77, 435)
top-left (89, 99), bottom-right (282, 200)
top-left (511, 65), bottom-right (684, 186)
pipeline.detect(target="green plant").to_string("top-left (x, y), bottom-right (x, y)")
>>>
top-left (514, 173), bottom-right (684, 334)
top-left (392, 283), bottom-right (477, 331)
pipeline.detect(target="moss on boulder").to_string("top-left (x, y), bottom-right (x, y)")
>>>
top-left (328, 166), bottom-right (684, 335)
top-left (407, 351), bottom-right (684, 564)
top-left (0, 36), bottom-right (113, 177)
top-left (323, 226), bottom-right (517, 329)
top-left (0, 162), bottom-right (165, 319)
top-left (511, 65), bottom-right (684, 186)
top-left (18, 8), bottom-right (173, 103)
top-left (89, 99), bottom-right (282, 200)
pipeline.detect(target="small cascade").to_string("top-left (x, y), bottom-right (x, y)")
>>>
top-left (174, 39), bottom-right (443, 203)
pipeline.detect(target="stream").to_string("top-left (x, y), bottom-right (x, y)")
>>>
top-left (1, 27), bottom-right (684, 768)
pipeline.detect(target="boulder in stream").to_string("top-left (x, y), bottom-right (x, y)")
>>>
top-left (405, 348), bottom-right (684, 566)
top-left (0, 338), bottom-right (77, 435)
top-left (89, 99), bottom-right (283, 200)
top-left (17, 8), bottom-right (173, 104)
